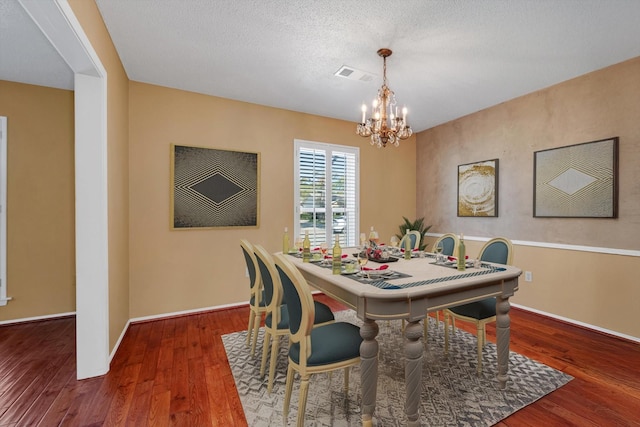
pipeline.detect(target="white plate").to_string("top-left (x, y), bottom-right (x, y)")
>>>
top-left (363, 269), bottom-right (391, 279)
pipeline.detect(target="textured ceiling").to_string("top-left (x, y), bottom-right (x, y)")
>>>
top-left (0, 0), bottom-right (74, 89)
top-left (4, 1), bottom-right (640, 132)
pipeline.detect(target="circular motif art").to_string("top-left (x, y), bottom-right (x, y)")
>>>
top-left (458, 160), bottom-right (497, 216)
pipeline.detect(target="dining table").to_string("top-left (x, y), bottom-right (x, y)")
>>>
top-left (285, 248), bottom-right (522, 427)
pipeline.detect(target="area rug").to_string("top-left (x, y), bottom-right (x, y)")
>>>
top-left (222, 311), bottom-right (572, 426)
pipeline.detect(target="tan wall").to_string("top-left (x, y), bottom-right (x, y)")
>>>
top-left (69, 0), bottom-right (131, 350)
top-left (418, 57), bottom-right (640, 338)
top-left (129, 82), bottom-right (416, 318)
top-left (0, 80), bottom-right (75, 321)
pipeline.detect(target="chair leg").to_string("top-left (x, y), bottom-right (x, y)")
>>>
top-left (423, 317), bottom-right (428, 350)
top-left (343, 367), bottom-right (349, 394)
top-left (246, 311), bottom-right (255, 347)
top-left (476, 323), bottom-right (483, 375)
top-left (260, 330), bottom-right (271, 378)
top-left (444, 311), bottom-right (450, 354)
top-left (283, 364), bottom-right (295, 419)
top-left (251, 312), bottom-right (262, 357)
top-left (296, 374), bottom-right (311, 427)
top-left (267, 334), bottom-right (280, 393)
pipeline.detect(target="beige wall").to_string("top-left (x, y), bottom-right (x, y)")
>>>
top-left (418, 57), bottom-right (640, 338)
top-left (0, 80), bottom-right (75, 321)
top-left (69, 0), bottom-right (131, 350)
top-left (129, 82), bottom-right (416, 318)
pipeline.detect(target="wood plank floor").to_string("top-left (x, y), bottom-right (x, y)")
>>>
top-left (1, 295), bottom-right (639, 426)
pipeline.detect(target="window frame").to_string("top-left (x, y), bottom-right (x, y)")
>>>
top-left (293, 139), bottom-right (359, 247)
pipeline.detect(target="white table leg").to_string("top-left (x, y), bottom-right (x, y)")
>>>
top-left (495, 295), bottom-right (511, 389)
top-left (405, 320), bottom-right (423, 426)
top-left (360, 319), bottom-right (379, 427)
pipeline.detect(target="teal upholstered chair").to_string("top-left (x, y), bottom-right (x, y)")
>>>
top-left (432, 233), bottom-right (459, 257)
top-left (273, 253), bottom-right (362, 427)
top-left (444, 237), bottom-right (514, 374)
top-left (240, 239), bottom-right (267, 356)
top-left (399, 229), bottom-right (421, 250)
top-left (253, 245), bottom-right (334, 393)
top-left (427, 233), bottom-right (460, 334)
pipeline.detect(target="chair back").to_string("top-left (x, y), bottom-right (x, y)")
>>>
top-left (433, 233), bottom-right (459, 256)
top-left (273, 254), bottom-right (315, 348)
top-left (478, 237), bottom-right (513, 265)
top-left (253, 245), bottom-right (284, 313)
top-left (400, 230), bottom-right (421, 250)
top-left (240, 239), bottom-right (261, 297)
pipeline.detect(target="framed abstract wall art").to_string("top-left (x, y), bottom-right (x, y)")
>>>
top-left (534, 137), bottom-right (618, 218)
top-left (171, 144), bottom-right (260, 229)
top-left (457, 159), bottom-right (499, 217)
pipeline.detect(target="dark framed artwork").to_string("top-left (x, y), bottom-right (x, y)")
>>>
top-left (533, 137), bottom-right (618, 218)
top-left (457, 159), bottom-right (499, 217)
top-left (171, 144), bottom-right (260, 229)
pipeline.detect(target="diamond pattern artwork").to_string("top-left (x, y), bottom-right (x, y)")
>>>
top-left (172, 145), bottom-right (259, 228)
top-left (534, 137), bottom-right (618, 217)
top-left (222, 311), bottom-right (573, 426)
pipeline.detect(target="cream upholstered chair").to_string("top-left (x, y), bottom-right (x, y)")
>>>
top-left (274, 253), bottom-right (362, 427)
top-left (253, 245), bottom-right (334, 393)
top-left (399, 229), bottom-right (422, 250)
top-left (240, 239), bottom-right (267, 356)
top-left (444, 237), bottom-right (513, 374)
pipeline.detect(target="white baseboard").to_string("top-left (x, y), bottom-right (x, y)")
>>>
top-left (109, 318), bottom-right (131, 363)
top-left (512, 303), bottom-right (640, 344)
top-left (129, 301), bottom-right (246, 324)
top-left (0, 311), bottom-right (75, 326)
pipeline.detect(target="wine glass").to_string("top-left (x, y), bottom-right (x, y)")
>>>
top-left (390, 235), bottom-right (399, 248)
top-left (359, 232), bottom-right (367, 248)
top-left (319, 242), bottom-right (328, 265)
top-left (357, 249), bottom-right (369, 276)
top-left (434, 242), bottom-right (444, 264)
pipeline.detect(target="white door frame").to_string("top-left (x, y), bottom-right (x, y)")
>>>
top-left (0, 117), bottom-right (7, 306)
top-left (19, 0), bottom-right (110, 379)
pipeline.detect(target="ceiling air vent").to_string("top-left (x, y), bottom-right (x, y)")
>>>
top-left (334, 66), bottom-right (376, 83)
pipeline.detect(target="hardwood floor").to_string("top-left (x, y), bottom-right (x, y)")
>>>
top-left (1, 296), bottom-right (639, 426)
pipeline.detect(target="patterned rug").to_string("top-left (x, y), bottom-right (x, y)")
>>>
top-left (222, 311), bottom-right (572, 426)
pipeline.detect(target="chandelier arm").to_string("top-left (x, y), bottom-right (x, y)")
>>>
top-left (356, 48), bottom-right (412, 148)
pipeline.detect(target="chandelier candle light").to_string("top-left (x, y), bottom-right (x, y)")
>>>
top-left (357, 48), bottom-right (413, 148)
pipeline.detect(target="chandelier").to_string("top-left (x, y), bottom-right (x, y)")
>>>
top-left (356, 48), bottom-right (412, 148)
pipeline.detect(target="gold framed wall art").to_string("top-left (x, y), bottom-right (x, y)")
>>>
top-left (457, 159), bottom-right (499, 217)
top-left (171, 144), bottom-right (260, 229)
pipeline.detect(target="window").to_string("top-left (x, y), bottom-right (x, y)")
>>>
top-left (294, 139), bottom-right (359, 247)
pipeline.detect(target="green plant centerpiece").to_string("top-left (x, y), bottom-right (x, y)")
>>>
top-left (396, 217), bottom-right (432, 251)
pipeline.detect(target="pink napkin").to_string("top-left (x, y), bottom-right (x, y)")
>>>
top-left (363, 264), bottom-right (389, 271)
top-left (400, 248), bottom-right (419, 252)
top-left (324, 254), bottom-right (348, 259)
top-left (448, 255), bottom-right (469, 261)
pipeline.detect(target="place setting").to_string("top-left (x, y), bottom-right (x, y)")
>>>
top-left (344, 243), bottom-right (411, 284)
